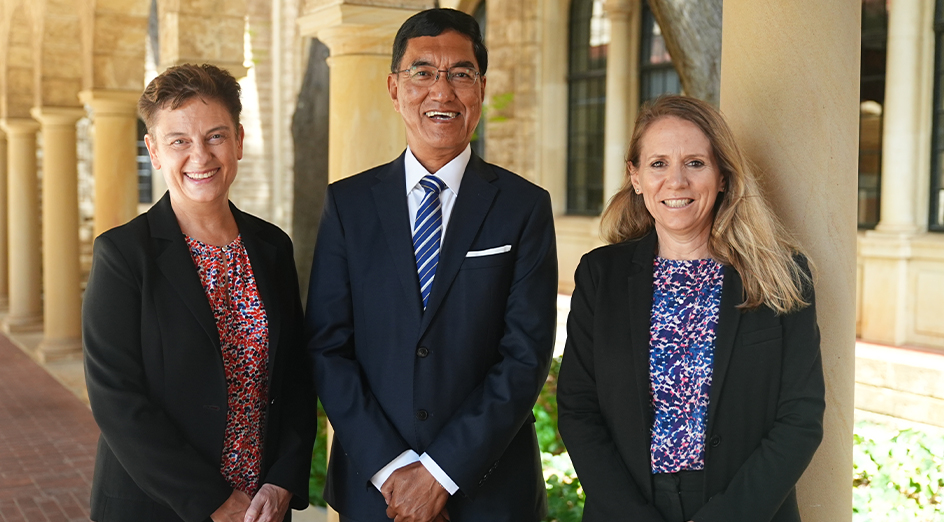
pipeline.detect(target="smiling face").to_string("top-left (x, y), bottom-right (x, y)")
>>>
top-left (387, 30), bottom-right (485, 172)
top-left (144, 97), bottom-right (243, 212)
top-left (630, 116), bottom-right (725, 251)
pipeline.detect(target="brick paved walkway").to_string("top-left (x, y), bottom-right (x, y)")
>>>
top-left (0, 334), bottom-right (97, 522)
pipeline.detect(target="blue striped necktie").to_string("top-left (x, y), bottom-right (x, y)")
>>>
top-left (413, 175), bottom-right (448, 309)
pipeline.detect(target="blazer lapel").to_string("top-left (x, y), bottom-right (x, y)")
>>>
top-left (419, 154), bottom-right (498, 336)
top-left (627, 232), bottom-right (657, 428)
top-left (707, 265), bottom-right (743, 435)
top-left (148, 193), bottom-right (221, 351)
top-left (234, 205), bottom-right (281, 380)
top-left (372, 154), bottom-right (424, 323)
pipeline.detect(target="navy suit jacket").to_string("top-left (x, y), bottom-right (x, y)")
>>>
top-left (83, 193), bottom-right (315, 522)
top-left (306, 152), bottom-right (558, 521)
top-left (557, 232), bottom-right (825, 522)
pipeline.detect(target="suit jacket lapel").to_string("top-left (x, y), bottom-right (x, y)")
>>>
top-left (707, 265), bottom-right (742, 435)
top-left (148, 193), bottom-right (221, 351)
top-left (372, 154), bottom-right (424, 323)
top-left (234, 205), bottom-right (281, 380)
top-left (627, 232), bottom-right (657, 428)
top-left (419, 154), bottom-right (498, 336)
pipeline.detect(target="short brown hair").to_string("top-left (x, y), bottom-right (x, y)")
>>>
top-left (138, 63), bottom-right (242, 132)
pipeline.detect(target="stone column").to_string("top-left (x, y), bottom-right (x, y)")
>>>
top-left (0, 130), bottom-right (8, 311)
top-left (79, 90), bottom-right (141, 237)
top-left (602, 0), bottom-right (640, 201)
top-left (298, 2), bottom-right (432, 182)
top-left (856, 0), bottom-right (930, 346)
top-left (719, 1), bottom-right (859, 521)
top-left (876, 0), bottom-right (923, 235)
top-left (299, 6), bottom-right (429, 520)
top-left (32, 108), bottom-right (86, 362)
top-left (0, 119), bottom-right (43, 333)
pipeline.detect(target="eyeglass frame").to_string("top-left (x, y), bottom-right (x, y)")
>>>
top-left (392, 64), bottom-right (483, 87)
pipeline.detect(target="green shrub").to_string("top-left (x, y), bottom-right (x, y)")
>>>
top-left (535, 357), bottom-right (585, 521)
top-left (308, 400), bottom-right (328, 507)
top-left (853, 421), bottom-right (944, 521)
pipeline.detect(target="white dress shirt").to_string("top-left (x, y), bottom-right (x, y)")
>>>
top-left (368, 145), bottom-right (472, 496)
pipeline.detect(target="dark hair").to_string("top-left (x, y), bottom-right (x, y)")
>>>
top-left (391, 8), bottom-right (488, 75)
top-left (138, 63), bottom-right (242, 132)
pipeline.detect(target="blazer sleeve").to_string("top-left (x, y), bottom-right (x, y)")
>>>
top-left (83, 234), bottom-right (232, 522)
top-left (306, 185), bottom-right (414, 481)
top-left (694, 266), bottom-right (825, 522)
top-left (260, 235), bottom-right (317, 510)
top-left (420, 190), bottom-right (558, 498)
top-left (557, 254), bottom-right (666, 522)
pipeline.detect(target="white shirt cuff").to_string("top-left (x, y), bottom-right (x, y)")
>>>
top-left (419, 453), bottom-right (459, 495)
top-left (370, 450), bottom-right (420, 492)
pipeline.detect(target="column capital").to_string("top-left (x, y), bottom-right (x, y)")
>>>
top-left (604, 0), bottom-right (635, 18)
top-left (30, 107), bottom-right (86, 127)
top-left (157, 61), bottom-right (250, 81)
top-left (0, 118), bottom-right (41, 135)
top-left (79, 90), bottom-right (141, 118)
top-left (298, 3), bottom-right (432, 56)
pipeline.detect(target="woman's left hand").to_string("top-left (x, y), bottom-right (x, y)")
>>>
top-left (244, 483), bottom-right (292, 522)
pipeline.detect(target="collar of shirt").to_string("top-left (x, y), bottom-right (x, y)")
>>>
top-left (404, 145), bottom-right (471, 197)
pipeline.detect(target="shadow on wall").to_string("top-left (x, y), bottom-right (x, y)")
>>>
top-left (293, 38), bottom-right (331, 303)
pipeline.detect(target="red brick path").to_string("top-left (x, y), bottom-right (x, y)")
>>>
top-left (0, 335), bottom-right (97, 522)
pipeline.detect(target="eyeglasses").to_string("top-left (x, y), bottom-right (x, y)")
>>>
top-left (394, 65), bottom-right (482, 88)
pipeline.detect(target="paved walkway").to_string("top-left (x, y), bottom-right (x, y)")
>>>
top-left (0, 334), bottom-right (98, 522)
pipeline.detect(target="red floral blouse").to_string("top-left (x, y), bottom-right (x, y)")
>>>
top-left (186, 235), bottom-right (269, 494)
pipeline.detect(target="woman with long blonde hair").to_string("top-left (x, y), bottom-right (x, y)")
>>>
top-left (558, 95), bottom-right (824, 522)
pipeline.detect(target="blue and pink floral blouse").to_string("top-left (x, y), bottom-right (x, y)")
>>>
top-left (187, 235), bottom-right (269, 494)
top-left (648, 256), bottom-right (724, 474)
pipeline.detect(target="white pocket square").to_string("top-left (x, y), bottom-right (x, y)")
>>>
top-left (466, 245), bottom-right (512, 257)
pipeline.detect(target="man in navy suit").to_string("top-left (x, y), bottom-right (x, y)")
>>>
top-left (306, 8), bottom-right (558, 522)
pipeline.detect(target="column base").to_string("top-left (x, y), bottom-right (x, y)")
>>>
top-left (36, 337), bottom-right (83, 363)
top-left (2, 313), bottom-right (43, 334)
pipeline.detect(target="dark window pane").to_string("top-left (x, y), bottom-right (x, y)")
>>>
top-left (931, 0), bottom-right (944, 230)
top-left (137, 119), bottom-right (152, 204)
top-left (470, 1), bottom-right (487, 159)
top-left (858, 0), bottom-right (887, 229)
top-left (639, 1), bottom-right (680, 104)
top-left (566, 0), bottom-right (608, 215)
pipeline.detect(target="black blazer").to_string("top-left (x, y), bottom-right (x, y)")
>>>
top-left (557, 232), bottom-right (825, 522)
top-left (306, 152), bottom-right (558, 521)
top-left (83, 193), bottom-right (315, 522)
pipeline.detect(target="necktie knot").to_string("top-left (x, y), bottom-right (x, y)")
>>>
top-left (419, 175), bottom-right (447, 195)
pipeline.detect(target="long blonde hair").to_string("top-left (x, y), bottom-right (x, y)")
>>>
top-left (601, 95), bottom-right (812, 314)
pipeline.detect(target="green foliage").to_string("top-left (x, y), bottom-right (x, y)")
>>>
top-left (535, 357), bottom-right (585, 522)
top-left (853, 421), bottom-right (944, 521)
top-left (308, 400), bottom-right (328, 507)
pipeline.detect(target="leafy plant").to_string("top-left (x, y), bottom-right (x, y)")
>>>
top-left (852, 421), bottom-right (944, 521)
top-left (535, 356), bottom-right (585, 521)
top-left (308, 400), bottom-right (328, 507)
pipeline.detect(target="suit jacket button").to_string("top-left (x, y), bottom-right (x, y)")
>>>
top-left (416, 409), bottom-right (429, 421)
top-left (710, 435), bottom-right (722, 447)
top-left (416, 346), bottom-right (429, 358)
top-left (270, 398), bottom-right (277, 406)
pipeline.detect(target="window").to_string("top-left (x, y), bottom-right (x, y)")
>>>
top-left (137, 119), bottom-right (153, 204)
top-left (932, 0), bottom-right (944, 231)
top-left (566, 0), bottom-right (609, 215)
top-left (471, 1), bottom-right (487, 159)
top-left (639, 1), bottom-right (680, 103)
top-left (859, 0), bottom-right (886, 229)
